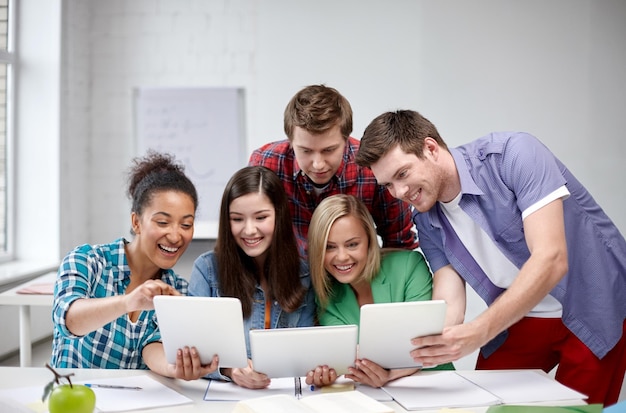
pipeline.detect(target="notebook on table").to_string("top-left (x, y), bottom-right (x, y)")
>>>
top-left (153, 295), bottom-right (248, 368)
top-left (249, 325), bottom-right (358, 378)
top-left (358, 300), bottom-right (447, 369)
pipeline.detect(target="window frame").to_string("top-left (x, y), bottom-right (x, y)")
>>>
top-left (0, 0), bottom-right (16, 262)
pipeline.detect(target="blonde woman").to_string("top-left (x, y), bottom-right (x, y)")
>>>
top-left (306, 194), bottom-right (453, 388)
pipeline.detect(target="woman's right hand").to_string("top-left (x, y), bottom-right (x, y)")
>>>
top-left (125, 279), bottom-right (179, 312)
top-left (223, 359), bottom-right (271, 389)
top-left (305, 365), bottom-right (338, 387)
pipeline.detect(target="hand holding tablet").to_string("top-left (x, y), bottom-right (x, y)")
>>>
top-left (358, 300), bottom-right (447, 369)
top-left (154, 295), bottom-right (248, 368)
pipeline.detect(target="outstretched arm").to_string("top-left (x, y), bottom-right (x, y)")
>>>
top-left (432, 264), bottom-right (466, 327)
top-left (64, 279), bottom-right (179, 336)
top-left (346, 359), bottom-right (419, 388)
top-left (410, 199), bottom-right (568, 366)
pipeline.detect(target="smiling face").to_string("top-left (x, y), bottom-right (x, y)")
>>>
top-left (229, 192), bottom-right (276, 265)
top-left (370, 142), bottom-right (448, 213)
top-left (131, 190), bottom-right (195, 271)
top-left (323, 215), bottom-right (369, 287)
top-left (291, 124), bottom-right (346, 186)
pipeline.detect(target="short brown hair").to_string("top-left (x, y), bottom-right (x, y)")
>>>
top-left (284, 84), bottom-right (353, 141)
top-left (356, 110), bottom-right (448, 167)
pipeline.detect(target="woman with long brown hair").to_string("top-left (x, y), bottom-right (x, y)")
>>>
top-left (189, 166), bottom-right (315, 389)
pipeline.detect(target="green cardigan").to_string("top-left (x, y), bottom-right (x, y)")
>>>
top-left (318, 249), bottom-right (454, 371)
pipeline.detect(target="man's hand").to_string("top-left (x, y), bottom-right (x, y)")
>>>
top-left (410, 322), bottom-right (489, 366)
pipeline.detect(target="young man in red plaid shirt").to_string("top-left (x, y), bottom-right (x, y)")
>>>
top-left (249, 85), bottom-right (418, 258)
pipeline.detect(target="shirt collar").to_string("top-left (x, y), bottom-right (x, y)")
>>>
top-left (450, 147), bottom-right (484, 196)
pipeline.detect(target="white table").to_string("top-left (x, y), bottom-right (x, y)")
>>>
top-left (0, 272), bottom-right (56, 367)
top-left (0, 367), bottom-right (586, 413)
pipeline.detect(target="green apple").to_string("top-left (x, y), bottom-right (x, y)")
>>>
top-left (48, 384), bottom-right (96, 413)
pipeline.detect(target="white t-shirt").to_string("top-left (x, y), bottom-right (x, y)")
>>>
top-left (439, 186), bottom-right (569, 317)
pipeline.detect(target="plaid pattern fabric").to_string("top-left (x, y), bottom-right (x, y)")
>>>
top-left (51, 238), bottom-right (188, 369)
top-left (249, 137), bottom-right (418, 257)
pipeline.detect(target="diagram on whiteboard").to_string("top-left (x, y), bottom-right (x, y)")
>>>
top-left (134, 87), bottom-right (246, 238)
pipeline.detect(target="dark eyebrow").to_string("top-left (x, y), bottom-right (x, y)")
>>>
top-left (295, 143), bottom-right (340, 152)
top-left (229, 209), bottom-right (272, 215)
top-left (152, 211), bottom-right (194, 220)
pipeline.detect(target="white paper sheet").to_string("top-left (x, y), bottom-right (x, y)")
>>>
top-left (77, 375), bottom-right (192, 412)
top-left (0, 374), bottom-right (191, 413)
top-left (204, 377), bottom-right (392, 402)
top-left (458, 370), bottom-right (588, 404)
top-left (381, 371), bottom-right (501, 410)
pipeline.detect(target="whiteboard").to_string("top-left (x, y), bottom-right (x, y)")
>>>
top-left (134, 87), bottom-right (246, 239)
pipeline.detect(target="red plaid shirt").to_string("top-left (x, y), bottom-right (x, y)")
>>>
top-left (249, 137), bottom-right (418, 258)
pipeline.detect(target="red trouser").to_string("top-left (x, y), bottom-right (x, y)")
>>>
top-left (476, 317), bottom-right (626, 406)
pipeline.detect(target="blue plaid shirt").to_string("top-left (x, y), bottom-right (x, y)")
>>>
top-left (51, 238), bottom-right (189, 369)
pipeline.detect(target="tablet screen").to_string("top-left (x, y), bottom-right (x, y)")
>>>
top-left (154, 295), bottom-right (248, 368)
top-left (249, 325), bottom-right (358, 378)
top-left (358, 300), bottom-right (446, 369)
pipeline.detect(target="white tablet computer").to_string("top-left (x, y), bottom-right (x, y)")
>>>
top-left (154, 295), bottom-right (248, 368)
top-left (249, 325), bottom-right (358, 378)
top-left (358, 300), bottom-right (446, 369)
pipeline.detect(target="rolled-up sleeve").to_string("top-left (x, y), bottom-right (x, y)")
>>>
top-left (52, 246), bottom-right (98, 338)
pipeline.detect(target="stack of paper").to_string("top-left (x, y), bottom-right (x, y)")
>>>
top-left (232, 390), bottom-right (393, 413)
top-left (459, 371), bottom-right (587, 404)
top-left (204, 376), bottom-right (392, 402)
top-left (381, 371), bottom-right (587, 411)
top-left (486, 404), bottom-right (602, 413)
top-left (382, 371), bottom-right (501, 410)
top-left (206, 370), bottom-right (589, 411)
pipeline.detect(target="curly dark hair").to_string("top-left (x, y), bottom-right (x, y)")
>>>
top-left (127, 150), bottom-right (198, 234)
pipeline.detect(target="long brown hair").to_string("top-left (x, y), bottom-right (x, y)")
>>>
top-left (215, 166), bottom-right (305, 317)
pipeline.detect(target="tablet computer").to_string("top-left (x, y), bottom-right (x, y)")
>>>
top-left (154, 295), bottom-right (248, 368)
top-left (358, 300), bottom-right (447, 369)
top-left (249, 325), bottom-right (358, 378)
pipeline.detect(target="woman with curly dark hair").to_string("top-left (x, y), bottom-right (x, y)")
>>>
top-left (52, 151), bottom-right (217, 380)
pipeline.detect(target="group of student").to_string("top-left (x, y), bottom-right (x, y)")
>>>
top-left (50, 85), bottom-right (626, 407)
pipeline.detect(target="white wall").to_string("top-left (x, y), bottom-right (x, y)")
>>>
top-left (50, 0), bottom-right (626, 370)
top-left (252, 0), bottom-right (626, 236)
top-left (69, 0), bottom-right (626, 259)
top-left (60, 0), bottom-right (92, 256)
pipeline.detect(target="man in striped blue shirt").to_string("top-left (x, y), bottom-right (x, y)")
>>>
top-left (356, 110), bottom-right (626, 407)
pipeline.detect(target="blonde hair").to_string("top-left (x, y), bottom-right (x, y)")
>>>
top-left (308, 194), bottom-right (381, 309)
